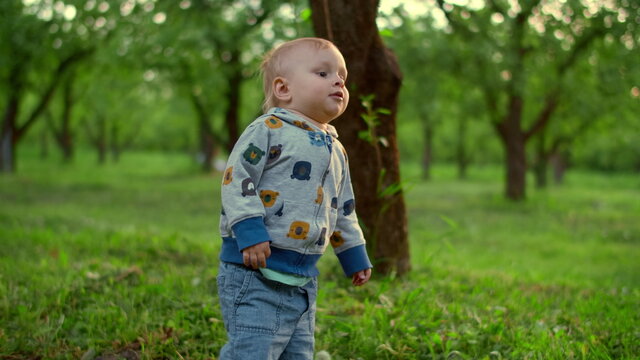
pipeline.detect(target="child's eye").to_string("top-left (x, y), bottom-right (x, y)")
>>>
top-left (317, 71), bottom-right (327, 77)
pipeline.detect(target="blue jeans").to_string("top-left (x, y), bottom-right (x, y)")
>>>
top-left (217, 262), bottom-right (317, 360)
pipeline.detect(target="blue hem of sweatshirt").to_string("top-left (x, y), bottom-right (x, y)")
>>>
top-left (222, 218), bottom-right (372, 277)
top-left (220, 236), bottom-right (322, 277)
top-left (231, 216), bottom-right (271, 251)
top-left (335, 245), bottom-right (373, 277)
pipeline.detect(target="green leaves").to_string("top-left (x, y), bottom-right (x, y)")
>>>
top-left (358, 94), bottom-right (392, 147)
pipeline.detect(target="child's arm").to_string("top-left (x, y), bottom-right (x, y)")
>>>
top-left (221, 120), bottom-right (272, 257)
top-left (330, 141), bottom-right (373, 280)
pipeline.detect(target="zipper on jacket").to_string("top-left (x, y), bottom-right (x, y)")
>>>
top-left (301, 133), bottom-right (335, 261)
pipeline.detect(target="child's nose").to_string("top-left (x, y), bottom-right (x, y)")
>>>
top-left (334, 77), bottom-right (345, 87)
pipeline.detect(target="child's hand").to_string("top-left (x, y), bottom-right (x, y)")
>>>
top-left (352, 268), bottom-right (371, 286)
top-left (242, 242), bottom-right (271, 269)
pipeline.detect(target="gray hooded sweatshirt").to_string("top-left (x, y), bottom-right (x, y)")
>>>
top-left (219, 107), bottom-right (372, 277)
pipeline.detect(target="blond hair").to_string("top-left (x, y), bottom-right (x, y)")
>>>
top-left (260, 37), bottom-right (337, 112)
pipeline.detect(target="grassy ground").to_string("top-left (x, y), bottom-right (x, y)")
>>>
top-left (1, 149), bottom-right (638, 359)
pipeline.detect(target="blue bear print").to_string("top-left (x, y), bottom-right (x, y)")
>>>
top-left (291, 161), bottom-right (312, 180)
top-left (331, 197), bottom-right (338, 209)
top-left (308, 132), bottom-right (326, 147)
top-left (343, 199), bottom-right (355, 216)
top-left (275, 203), bottom-right (284, 217)
top-left (316, 227), bottom-right (327, 247)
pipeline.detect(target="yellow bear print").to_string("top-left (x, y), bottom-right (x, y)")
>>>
top-left (287, 221), bottom-right (310, 240)
top-left (223, 167), bottom-right (233, 185)
top-left (264, 116), bottom-right (283, 129)
top-left (330, 231), bottom-right (345, 248)
top-left (293, 120), bottom-right (313, 131)
top-left (260, 190), bottom-right (279, 207)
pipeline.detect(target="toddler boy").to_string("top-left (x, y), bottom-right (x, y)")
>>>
top-left (217, 37), bottom-right (372, 359)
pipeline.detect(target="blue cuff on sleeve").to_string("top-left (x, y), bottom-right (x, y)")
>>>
top-left (336, 244), bottom-right (373, 277)
top-left (231, 216), bottom-right (271, 251)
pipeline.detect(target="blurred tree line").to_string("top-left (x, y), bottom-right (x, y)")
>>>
top-left (1, 0), bottom-right (638, 184)
top-left (385, 0), bottom-right (639, 200)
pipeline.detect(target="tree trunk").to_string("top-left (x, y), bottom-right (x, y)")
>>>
top-left (497, 96), bottom-right (527, 201)
top-left (1, 95), bottom-right (18, 173)
top-left (97, 120), bottom-right (107, 165)
top-left (310, 0), bottom-right (410, 276)
top-left (533, 131), bottom-right (548, 189)
top-left (59, 76), bottom-right (75, 163)
top-left (224, 50), bottom-right (242, 154)
top-left (110, 121), bottom-right (120, 163)
top-left (189, 91), bottom-right (217, 172)
top-left (456, 116), bottom-right (467, 179)
top-left (550, 151), bottom-right (568, 185)
top-left (504, 136), bottom-right (527, 200)
top-left (40, 127), bottom-right (49, 159)
top-left (533, 158), bottom-right (548, 189)
top-left (89, 115), bottom-right (108, 165)
top-left (0, 67), bottom-right (22, 173)
top-left (422, 118), bottom-right (434, 180)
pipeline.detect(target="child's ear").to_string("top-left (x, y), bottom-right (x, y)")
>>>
top-left (273, 77), bottom-right (291, 103)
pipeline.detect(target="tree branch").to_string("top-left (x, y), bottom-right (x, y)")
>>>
top-left (16, 47), bottom-right (94, 141)
top-left (525, 92), bottom-right (559, 141)
top-left (558, 25), bottom-right (606, 76)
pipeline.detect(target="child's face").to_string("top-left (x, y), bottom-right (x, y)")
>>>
top-left (276, 45), bottom-right (349, 123)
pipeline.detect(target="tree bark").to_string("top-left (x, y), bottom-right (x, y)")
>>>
top-left (224, 49), bottom-right (242, 154)
top-left (497, 95), bottom-right (527, 200)
top-left (0, 64), bottom-right (22, 173)
top-left (1, 94), bottom-right (19, 173)
top-left (422, 118), bottom-right (434, 180)
top-left (533, 133), bottom-right (548, 189)
top-left (96, 116), bottom-right (107, 165)
top-left (310, 0), bottom-right (410, 275)
top-left (550, 151), bottom-right (568, 185)
top-left (456, 116), bottom-right (468, 179)
top-left (189, 91), bottom-right (217, 172)
top-left (110, 122), bottom-right (121, 163)
top-left (59, 75), bottom-right (75, 163)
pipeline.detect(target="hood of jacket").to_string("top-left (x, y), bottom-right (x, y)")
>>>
top-left (268, 107), bottom-right (339, 139)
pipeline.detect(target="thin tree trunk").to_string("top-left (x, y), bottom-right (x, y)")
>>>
top-left (1, 96), bottom-right (18, 173)
top-left (456, 116), bottom-right (468, 179)
top-left (59, 76), bottom-right (75, 163)
top-left (224, 50), bottom-right (241, 154)
top-left (422, 118), bottom-right (434, 180)
top-left (311, 0), bottom-right (410, 275)
top-left (0, 67), bottom-right (22, 173)
top-left (550, 151), bottom-right (568, 185)
top-left (190, 91), bottom-right (216, 172)
top-left (110, 121), bottom-right (120, 163)
top-left (96, 116), bottom-right (107, 165)
top-left (40, 126), bottom-right (49, 159)
top-left (533, 129), bottom-right (548, 189)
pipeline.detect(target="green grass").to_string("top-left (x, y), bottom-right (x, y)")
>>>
top-left (1, 150), bottom-right (638, 359)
